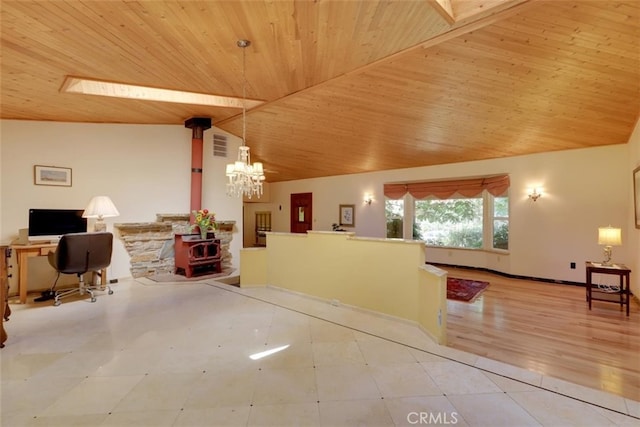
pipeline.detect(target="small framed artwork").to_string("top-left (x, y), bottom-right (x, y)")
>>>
top-left (634, 166), bottom-right (640, 229)
top-left (34, 165), bottom-right (72, 187)
top-left (339, 204), bottom-right (355, 227)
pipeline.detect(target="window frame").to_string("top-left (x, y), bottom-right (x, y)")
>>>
top-left (490, 194), bottom-right (510, 251)
top-left (385, 189), bottom-right (509, 252)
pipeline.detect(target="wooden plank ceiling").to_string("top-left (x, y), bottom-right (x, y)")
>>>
top-left (1, 0), bottom-right (638, 182)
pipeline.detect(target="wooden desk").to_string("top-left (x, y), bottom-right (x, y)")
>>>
top-left (11, 242), bottom-right (108, 305)
top-left (586, 261), bottom-right (631, 316)
top-left (12, 242), bottom-right (58, 304)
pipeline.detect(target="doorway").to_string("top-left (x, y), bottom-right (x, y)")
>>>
top-left (290, 192), bottom-right (312, 233)
top-left (255, 211), bottom-right (271, 246)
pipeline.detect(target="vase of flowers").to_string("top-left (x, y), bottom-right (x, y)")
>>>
top-left (191, 209), bottom-right (216, 240)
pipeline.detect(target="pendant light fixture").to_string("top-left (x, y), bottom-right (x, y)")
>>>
top-left (225, 39), bottom-right (265, 199)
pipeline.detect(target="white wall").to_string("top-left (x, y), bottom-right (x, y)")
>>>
top-left (0, 122), bottom-right (3, 245)
top-left (256, 144), bottom-right (632, 284)
top-left (627, 119), bottom-right (640, 297)
top-left (2, 118), bottom-right (636, 293)
top-left (0, 120), bottom-right (243, 294)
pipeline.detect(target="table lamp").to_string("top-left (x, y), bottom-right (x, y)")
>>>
top-left (598, 226), bottom-right (621, 266)
top-left (83, 196), bottom-right (120, 232)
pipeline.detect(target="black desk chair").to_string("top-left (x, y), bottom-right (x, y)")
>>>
top-left (47, 232), bottom-right (114, 306)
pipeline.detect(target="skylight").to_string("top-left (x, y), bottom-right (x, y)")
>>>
top-left (60, 76), bottom-right (264, 109)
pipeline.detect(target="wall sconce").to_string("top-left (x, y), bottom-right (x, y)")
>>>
top-left (528, 188), bottom-right (542, 202)
top-left (364, 194), bottom-right (373, 205)
top-left (598, 226), bottom-right (622, 266)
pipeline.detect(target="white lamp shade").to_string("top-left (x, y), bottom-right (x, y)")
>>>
top-left (598, 226), bottom-right (622, 246)
top-left (83, 196), bottom-right (120, 219)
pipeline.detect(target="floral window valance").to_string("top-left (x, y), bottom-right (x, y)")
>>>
top-left (383, 174), bottom-right (510, 200)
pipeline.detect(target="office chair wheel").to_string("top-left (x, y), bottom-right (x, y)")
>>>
top-left (53, 300), bottom-right (61, 307)
top-left (108, 289), bottom-right (114, 295)
top-left (90, 297), bottom-right (97, 303)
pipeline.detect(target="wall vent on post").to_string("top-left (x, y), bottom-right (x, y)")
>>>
top-left (213, 134), bottom-right (227, 157)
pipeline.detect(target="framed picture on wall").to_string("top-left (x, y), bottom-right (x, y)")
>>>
top-left (34, 165), bottom-right (72, 187)
top-left (634, 166), bottom-right (640, 229)
top-left (339, 204), bottom-right (355, 227)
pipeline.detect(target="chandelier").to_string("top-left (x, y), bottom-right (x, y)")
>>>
top-left (226, 39), bottom-right (265, 199)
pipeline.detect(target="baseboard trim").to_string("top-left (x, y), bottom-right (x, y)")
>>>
top-left (431, 262), bottom-right (586, 287)
top-left (434, 262), bottom-right (638, 304)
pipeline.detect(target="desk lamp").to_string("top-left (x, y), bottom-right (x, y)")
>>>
top-left (598, 226), bottom-right (622, 266)
top-left (83, 196), bottom-right (120, 232)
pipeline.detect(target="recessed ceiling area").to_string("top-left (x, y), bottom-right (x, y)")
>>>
top-left (1, 0), bottom-right (638, 182)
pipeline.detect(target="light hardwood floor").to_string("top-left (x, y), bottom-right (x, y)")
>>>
top-left (442, 266), bottom-right (640, 402)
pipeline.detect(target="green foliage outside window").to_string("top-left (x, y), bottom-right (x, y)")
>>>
top-left (385, 199), bottom-right (404, 238)
top-left (385, 192), bottom-right (508, 250)
top-left (493, 221), bottom-right (509, 249)
top-left (415, 198), bottom-right (483, 248)
top-left (386, 218), bottom-right (403, 238)
top-left (493, 196), bottom-right (509, 250)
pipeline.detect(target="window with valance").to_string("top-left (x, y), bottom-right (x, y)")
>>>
top-left (383, 174), bottom-right (510, 200)
top-left (384, 175), bottom-right (510, 250)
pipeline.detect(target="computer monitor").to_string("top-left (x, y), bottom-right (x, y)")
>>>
top-left (28, 208), bottom-right (87, 242)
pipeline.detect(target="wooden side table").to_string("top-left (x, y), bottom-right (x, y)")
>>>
top-left (585, 261), bottom-right (631, 316)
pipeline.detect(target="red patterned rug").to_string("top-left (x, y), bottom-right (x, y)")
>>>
top-left (447, 277), bottom-right (489, 302)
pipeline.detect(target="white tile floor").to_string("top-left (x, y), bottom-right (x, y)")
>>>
top-left (2, 277), bottom-right (639, 426)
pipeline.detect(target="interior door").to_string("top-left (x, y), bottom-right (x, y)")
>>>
top-left (290, 192), bottom-right (312, 233)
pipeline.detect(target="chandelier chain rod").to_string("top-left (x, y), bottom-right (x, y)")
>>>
top-left (225, 39), bottom-right (264, 199)
top-left (241, 42), bottom-right (246, 147)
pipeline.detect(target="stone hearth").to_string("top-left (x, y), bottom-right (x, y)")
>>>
top-left (115, 214), bottom-right (235, 278)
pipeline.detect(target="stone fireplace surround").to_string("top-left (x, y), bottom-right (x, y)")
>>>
top-left (114, 214), bottom-right (235, 278)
